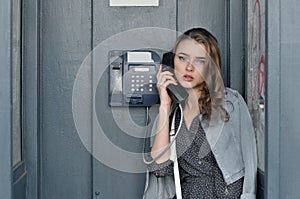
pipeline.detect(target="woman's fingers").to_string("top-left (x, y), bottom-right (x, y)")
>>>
top-left (156, 64), bottom-right (179, 104)
top-left (157, 65), bottom-right (177, 88)
top-left (157, 75), bottom-right (177, 88)
top-left (157, 65), bottom-right (174, 78)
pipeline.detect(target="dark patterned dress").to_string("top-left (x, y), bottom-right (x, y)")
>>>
top-left (147, 112), bottom-right (243, 199)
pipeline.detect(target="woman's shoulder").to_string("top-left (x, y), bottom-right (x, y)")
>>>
top-left (225, 87), bottom-right (240, 103)
top-left (225, 87), bottom-right (249, 112)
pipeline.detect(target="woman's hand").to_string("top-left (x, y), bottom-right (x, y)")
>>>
top-left (156, 65), bottom-right (178, 106)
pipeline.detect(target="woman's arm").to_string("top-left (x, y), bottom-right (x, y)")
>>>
top-left (150, 104), bottom-right (172, 163)
top-left (151, 65), bottom-right (177, 163)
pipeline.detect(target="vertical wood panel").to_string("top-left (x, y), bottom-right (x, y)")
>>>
top-left (229, 0), bottom-right (246, 95)
top-left (92, 1), bottom-right (176, 198)
top-left (265, 0), bottom-right (280, 198)
top-left (280, 1), bottom-right (300, 198)
top-left (177, 0), bottom-right (228, 85)
top-left (0, 0), bottom-right (13, 198)
top-left (12, 0), bottom-right (22, 167)
top-left (40, 0), bottom-right (92, 198)
top-left (23, 0), bottom-right (40, 198)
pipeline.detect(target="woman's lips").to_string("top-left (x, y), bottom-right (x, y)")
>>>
top-left (183, 74), bottom-right (194, 82)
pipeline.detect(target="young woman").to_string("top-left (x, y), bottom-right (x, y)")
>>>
top-left (146, 28), bottom-right (257, 199)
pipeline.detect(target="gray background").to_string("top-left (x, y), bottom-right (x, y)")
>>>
top-left (38, 0), bottom-right (240, 198)
top-left (2, 0), bottom-right (300, 199)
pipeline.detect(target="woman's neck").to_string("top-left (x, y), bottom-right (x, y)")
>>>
top-left (183, 91), bottom-right (201, 129)
top-left (185, 97), bottom-right (198, 110)
top-left (185, 88), bottom-right (201, 109)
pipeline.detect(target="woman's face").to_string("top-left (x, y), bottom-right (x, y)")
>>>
top-left (174, 39), bottom-right (208, 90)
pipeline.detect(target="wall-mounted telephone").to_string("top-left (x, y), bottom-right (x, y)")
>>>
top-left (161, 52), bottom-right (188, 103)
top-left (109, 50), bottom-right (160, 107)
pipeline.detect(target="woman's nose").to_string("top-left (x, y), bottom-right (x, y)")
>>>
top-left (185, 60), bottom-right (194, 71)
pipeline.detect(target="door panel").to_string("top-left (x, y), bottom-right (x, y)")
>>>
top-left (40, 0), bottom-right (92, 198)
top-left (92, 1), bottom-right (176, 198)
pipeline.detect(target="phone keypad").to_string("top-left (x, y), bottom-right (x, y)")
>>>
top-left (129, 73), bottom-right (156, 93)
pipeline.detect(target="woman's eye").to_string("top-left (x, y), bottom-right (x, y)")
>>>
top-left (178, 56), bottom-right (187, 61)
top-left (195, 59), bottom-right (205, 65)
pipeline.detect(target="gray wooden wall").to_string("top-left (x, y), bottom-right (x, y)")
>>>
top-left (0, 0), bottom-right (13, 198)
top-left (266, 0), bottom-right (300, 198)
top-left (19, 0), bottom-right (247, 198)
top-left (39, 0), bottom-right (92, 198)
top-left (0, 0), bottom-right (299, 198)
top-left (36, 0), bottom-right (234, 198)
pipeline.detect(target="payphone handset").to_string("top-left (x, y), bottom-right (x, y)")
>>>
top-left (161, 52), bottom-right (188, 103)
top-left (109, 50), bottom-right (160, 107)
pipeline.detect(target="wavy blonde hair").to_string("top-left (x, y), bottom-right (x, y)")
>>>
top-left (172, 28), bottom-right (228, 121)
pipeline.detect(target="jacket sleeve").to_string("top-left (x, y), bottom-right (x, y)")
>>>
top-left (238, 93), bottom-right (258, 199)
top-left (145, 153), bottom-right (174, 177)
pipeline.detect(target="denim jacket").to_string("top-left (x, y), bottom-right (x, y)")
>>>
top-left (149, 88), bottom-right (257, 199)
top-left (206, 88), bottom-right (257, 199)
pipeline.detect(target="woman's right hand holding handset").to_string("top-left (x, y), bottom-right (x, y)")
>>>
top-left (156, 65), bottom-right (178, 107)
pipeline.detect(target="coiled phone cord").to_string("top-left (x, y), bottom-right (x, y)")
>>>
top-left (142, 103), bottom-right (183, 165)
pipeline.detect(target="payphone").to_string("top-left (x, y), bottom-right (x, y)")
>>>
top-left (109, 50), bottom-right (160, 107)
